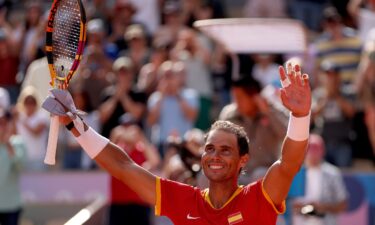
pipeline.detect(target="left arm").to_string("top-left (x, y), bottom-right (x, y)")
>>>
top-left (263, 64), bottom-right (312, 206)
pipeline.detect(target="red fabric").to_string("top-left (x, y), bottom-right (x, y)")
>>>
top-left (110, 144), bottom-right (147, 205)
top-left (0, 56), bottom-right (19, 86)
top-left (159, 179), bottom-right (279, 225)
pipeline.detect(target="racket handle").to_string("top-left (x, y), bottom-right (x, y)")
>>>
top-left (45, 115), bottom-right (59, 165)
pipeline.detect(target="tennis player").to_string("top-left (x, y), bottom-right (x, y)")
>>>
top-left (43, 63), bottom-right (311, 225)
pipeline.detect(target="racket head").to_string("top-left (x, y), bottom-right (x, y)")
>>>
top-left (46, 0), bottom-right (87, 89)
top-left (194, 18), bottom-right (307, 54)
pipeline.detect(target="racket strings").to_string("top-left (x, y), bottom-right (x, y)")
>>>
top-left (52, 0), bottom-right (82, 79)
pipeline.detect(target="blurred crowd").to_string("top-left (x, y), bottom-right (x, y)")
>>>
top-left (0, 0), bottom-right (375, 224)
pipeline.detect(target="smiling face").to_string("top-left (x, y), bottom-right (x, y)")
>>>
top-left (201, 129), bottom-right (249, 183)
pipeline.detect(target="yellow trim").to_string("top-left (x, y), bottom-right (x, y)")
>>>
top-left (56, 76), bottom-right (67, 81)
top-left (228, 213), bottom-right (243, 223)
top-left (204, 186), bottom-right (243, 210)
top-left (261, 182), bottom-right (286, 214)
top-left (155, 177), bottom-right (161, 216)
top-left (80, 22), bottom-right (85, 41)
top-left (48, 64), bottom-right (56, 87)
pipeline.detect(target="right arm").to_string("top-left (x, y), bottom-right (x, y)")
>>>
top-left (96, 142), bottom-right (157, 205)
top-left (65, 117), bottom-right (157, 205)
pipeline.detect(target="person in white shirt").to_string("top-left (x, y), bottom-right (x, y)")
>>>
top-left (292, 134), bottom-right (348, 225)
top-left (15, 86), bottom-right (49, 171)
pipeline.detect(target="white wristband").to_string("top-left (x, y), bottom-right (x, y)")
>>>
top-left (287, 112), bottom-right (311, 141)
top-left (76, 127), bottom-right (109, 159)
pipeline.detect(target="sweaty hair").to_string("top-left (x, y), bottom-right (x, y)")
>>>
top-left (206, 120), bottom-right (250, 156)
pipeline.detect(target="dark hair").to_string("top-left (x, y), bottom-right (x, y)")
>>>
top-left (205, 120), bottom-right (250, 156)
top-left (323, 6), bottom-right (341, 23)
top-left (231, 75), bottom-right (261, 96)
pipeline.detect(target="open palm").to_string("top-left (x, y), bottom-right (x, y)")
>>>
top-left (279, 64), bottom-right (311, 117)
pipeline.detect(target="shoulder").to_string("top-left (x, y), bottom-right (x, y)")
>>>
top-left (159, 177), bottom-right (198, 193)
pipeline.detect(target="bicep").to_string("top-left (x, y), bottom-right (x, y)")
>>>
top-left (95, 142), bottom-right (157, 205)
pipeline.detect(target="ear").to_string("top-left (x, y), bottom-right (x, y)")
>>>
top-left (239, 154), bottom-right (250, 168)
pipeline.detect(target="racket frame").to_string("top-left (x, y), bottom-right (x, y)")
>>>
top-left (44, 0), bottom-right (87, 165)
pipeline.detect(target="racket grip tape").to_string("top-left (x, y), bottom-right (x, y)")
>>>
top-left (45, 115), bottom-right (60, 165)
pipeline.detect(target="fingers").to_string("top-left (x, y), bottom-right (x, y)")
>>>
top-left (281, 62), bottom-right (310, 89)
top-left (279, 65), bottom-right (287, 81)
top-left (279, 66), bottom-right (291, 88)
top-left (294, 64), bottom-right (303, 86)
top-left (302, 73), bottom-right (310, 89)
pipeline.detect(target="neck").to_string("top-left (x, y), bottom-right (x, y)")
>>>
top-left (208, 180), bottom-right (239, 209)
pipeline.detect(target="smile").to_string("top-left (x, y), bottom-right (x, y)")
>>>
top-left (208, 164), bottom-right (224, 170)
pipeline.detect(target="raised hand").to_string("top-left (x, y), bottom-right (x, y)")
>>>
top-left (279, 63), bottom-right (311, 117)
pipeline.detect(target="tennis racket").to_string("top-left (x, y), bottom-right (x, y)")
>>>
top-left (44, 0), bottom-right (87, 165)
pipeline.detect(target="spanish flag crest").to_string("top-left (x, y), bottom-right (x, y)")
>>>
top-left (227, 211), bottom-right (243, 225)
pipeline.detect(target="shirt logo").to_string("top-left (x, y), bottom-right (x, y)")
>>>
top-left (187, 213), bottom-right (200, 220)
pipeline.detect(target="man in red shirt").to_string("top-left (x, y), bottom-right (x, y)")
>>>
top-left (45, 62), bottom-right (311, 225)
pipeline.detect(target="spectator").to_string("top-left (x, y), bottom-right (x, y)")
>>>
top-left (15, 86), bottom-right (48, 171)
top-left (154, 1), bottom-right (188, 46)
top-left (219, 75), bottom-right (288, 182)
top-left (348, 0), bottom-right (375, 41)
top-left (121, 24), bottom-right (151, 75)
top-left (292, 134), bottom-right (348, 225)
top-left (18, 2), bottom-right (44, 77)
top-left (0, 108), bottom-right (27, 225)
top-left (171, 29), bottom-right (213, 130)
top-left (85, 18), bottom-right (118, 60)
top-left (312, 60), bottom-right (356, 167)
top-left (21, 54), bottom-right (49, 104)
top-left (99, 56), bottom-right (147, 138)
top-left (108, 124), bottom-right (160, 225)
top-left (73, 18), bottom-right (115, 108)
top-left (312, 6), bottom-right (362, 89)
top-left (137, 39), bottom-right (170, 97)
top-left (147, 61), bottom-right (199, 158)
top-left (107, 0), bottom-right (137, 52)
top-left (0, 27), bottom-right (21, 104)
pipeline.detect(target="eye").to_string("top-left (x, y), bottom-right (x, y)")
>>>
top-left (221, 148), bottom-right (231, 156)
top-left (205, 145), bottom-right (214, 153)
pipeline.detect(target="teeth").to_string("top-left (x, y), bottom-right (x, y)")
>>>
top-left (209, 165), bottom-right (223, 169)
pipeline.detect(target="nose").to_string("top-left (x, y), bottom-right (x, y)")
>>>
top-left (210, 149), bottom-right (222, 160)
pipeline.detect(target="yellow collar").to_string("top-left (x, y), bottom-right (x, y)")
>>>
top-left (203, 186), bottom-right (244, 210)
